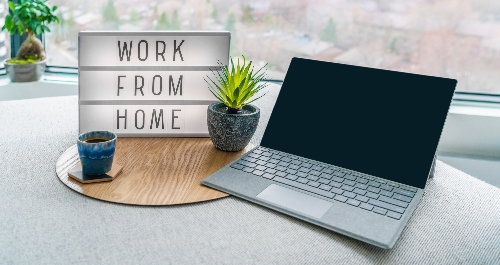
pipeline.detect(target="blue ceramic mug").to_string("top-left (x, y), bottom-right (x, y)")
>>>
top-left (77, 131), bottom-right (117, 175)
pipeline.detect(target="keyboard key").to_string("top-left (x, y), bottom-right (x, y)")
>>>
top-left (341, 185), bottom-right (354, 192)
top-left (275, 166), bottom-right (287, 172)
top-left (286, 174), bottom-right (298, 181)
top-left (296, 177), bottom-right (308, 184)
top-left (387, 182), bottom-right (399, 188)
top-left (273, 176), bottom-right (335, 199)
top-left (368, 199), bottom-right (405, 214)
top-left (318, 178), bottom-right (330, 185)
top-left (311, 165), bottom-right (323, 171)
top-left (368, 181), bottom-right (381, 188)
top-left (307, 175), bottom-right (319, 181)
top-left (330, 187), bottom-right (344, 195)
top-left (253, 170), bottom-right (265, 176)
top-left (344, 174), bottom-right (356, 181)
top-left (329, 181), bottom-right (342, 188)
top-left (399, 186), bottom-right (417, 193)
top-left (387, 211), bottom-right (402, 220)
top-left (253, 149), bottom-right (263, 154)
top-left (343, 191), bottom-right (356, 199)
top-left (280, 157), bottom-right (292, 163)
top-left (379, 196), bottom-right (409, 208)
top-left (242, 156), bottom-right (257, 163)
top-left (255, 165), bottom-right (266, 171)
top-left (265, 163), bottom-right (277, 169)
top-left (333, 171), bottom-right (345, 177)
top-left (343, 180), bottom-right (356, 186)
top-left (380, 190), bottom-right (393, 197)
top-left (262, 173), bottom-right (274, 179)
top-left (288, 164), bottom-right (300, 170)
top-left (271, 154), bottom-right (282, 160)
top-left (231, 163), bottom-right (244, 170)
top-left (353, 188), bottom-right (367, 196)
top-left (296, 172), bottom-right (308, 178)
top-left (262, 152), bottom-right (272, 157)
top-left (367, 187), bottom-right (381, 194)
top-left (260, 156), bottom-right (271, 162)
top-left (265, 168), bottom-right (277, 174)
top-left (238, 160), bottom-right (257, 167)
top-left (360, 203), bottom-right (374, 211)
top-left (298, 167), bottom-right (311, 173)
top-left (354, 183), bottom-right (368, 190)
top-left (268, 159), bottom-right (280, 164)
top-left (331, 176), bottom-right (344, 183)
top-left (307, 181), bottom-right (320, 188)
top-left (346, 199), bottom-right (361, 207)
top-left (322, 168), bottom-right (335, 174)
top-left (355, 177), bottom-right (369, 184)
top-left (373, 207), bottom-right (387, 215)
top-left (393, 188), bottom-right (415, 198)
top-left (392, 194), bottom-right (412, 203)
top-left (242, 167), bottom-right (253, 173)
top-left (355, 195), bottom-right (369, 203)
top-left (255, 160), bottom-right (266, 166)
top-left (320, 173), bottom-right (333, 180)
top-left (365, 192), bottom-right (379, 200)
top-left (301, 163), bottom-right (312, 168)
top-left (248, 153), bottom-right (260, 159)
top-left (375, 178), bottom-right (387, 183)
top-left (278, 161), bottom-right (290, 167)
top-left (285, 169), bottom-right (298, 174)
top-left (380, 184), bottom-right (393, 191)
top-left (334, 195), bottom-right (348, 202)
top-left (309, 170), bottom-right (321, 176)
top-left (276, 171), bottom-right (287, 177)
top-left (319, 184), bottom-right (332, 191)
top-left (290, 160), bottom-right (301, 166)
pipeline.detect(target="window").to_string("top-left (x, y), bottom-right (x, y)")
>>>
top-left (45, 0), bottom-right (500, 93)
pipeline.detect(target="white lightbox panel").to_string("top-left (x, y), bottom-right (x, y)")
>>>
top-left (80, 105), bottom-right (208, 137)
top-left (78, 31), bottom-right (230, 137)
top-left (79, 71), bottom-right (217, 101)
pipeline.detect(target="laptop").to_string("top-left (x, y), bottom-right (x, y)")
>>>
top-left (201, 57), bottom-right (456, 249)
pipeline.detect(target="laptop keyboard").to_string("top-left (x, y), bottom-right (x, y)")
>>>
top-left (230, 147), bottom-right (418, 220)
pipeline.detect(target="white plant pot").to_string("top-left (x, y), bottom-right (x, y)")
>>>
top-left (4, 59), bottom-right (46, 82)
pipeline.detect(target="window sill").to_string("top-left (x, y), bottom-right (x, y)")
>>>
top-left (439, 97), bottom-right (500, 159)
top-left (0, 74), bottom-right (77, 102)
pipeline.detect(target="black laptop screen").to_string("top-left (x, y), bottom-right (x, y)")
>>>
top-left (260, 58), bottom-right (456, 189)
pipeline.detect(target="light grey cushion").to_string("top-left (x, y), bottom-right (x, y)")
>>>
top-left (0, 94), bottom-right (499, 264)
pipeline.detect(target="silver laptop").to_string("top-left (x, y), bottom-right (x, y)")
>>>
top-left (201, 57), bottom-right (456, 249)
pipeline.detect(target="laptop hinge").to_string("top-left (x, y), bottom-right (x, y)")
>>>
top-left (428, 155), bottom-right (436, 179)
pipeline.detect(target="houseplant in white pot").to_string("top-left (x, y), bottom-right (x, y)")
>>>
top-left (205, 56), bottom-right (269, 151)
top-left (2, 0), bottom-right (60, 82)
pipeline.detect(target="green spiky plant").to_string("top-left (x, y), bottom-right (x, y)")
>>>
top-left (2, 0), bottom-right (60, 63)
top-left (205, 56), bottom-right (269, 114)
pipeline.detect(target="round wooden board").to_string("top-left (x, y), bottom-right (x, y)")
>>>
top-left (56, 138), bottom-right (253, 205)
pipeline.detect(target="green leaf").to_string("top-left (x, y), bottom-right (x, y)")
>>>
top-left (8, 1), bottom-right (15, 11)
top-left (4, 15), bottom-right (13, 31)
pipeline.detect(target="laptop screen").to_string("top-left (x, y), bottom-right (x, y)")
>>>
top-left (260, 58), bottom-right (456, 189)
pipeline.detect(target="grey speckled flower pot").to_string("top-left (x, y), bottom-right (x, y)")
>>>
top-left (4, 60), bottom-right (46, 82)
top-left (207, 103), bottom-right (260, 152)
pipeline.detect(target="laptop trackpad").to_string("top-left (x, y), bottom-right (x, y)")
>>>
top-left (256, 184), bottom-right (333, 219)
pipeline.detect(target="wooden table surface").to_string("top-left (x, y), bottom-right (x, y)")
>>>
top-left (56, 137), bottom-right (254, 205)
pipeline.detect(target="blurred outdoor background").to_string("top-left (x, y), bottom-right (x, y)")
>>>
top-left (1, 0), bottom-right (499, 93)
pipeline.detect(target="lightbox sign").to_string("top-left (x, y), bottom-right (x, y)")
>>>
top-left (78, 31), bottom-right (230, 137)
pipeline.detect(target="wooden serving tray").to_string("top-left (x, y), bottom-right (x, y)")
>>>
top-left (56, 138), bottom-right (252, 205)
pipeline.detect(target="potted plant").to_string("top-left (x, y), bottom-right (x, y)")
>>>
top-left (2, 0), bottom-right (60, 82)
top-left (205, 56), bottom-right (269, 151)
